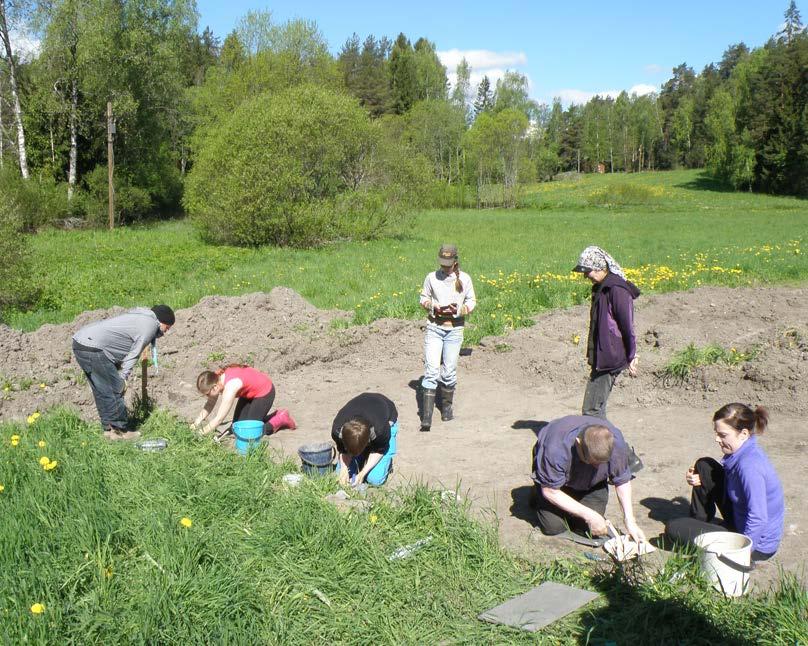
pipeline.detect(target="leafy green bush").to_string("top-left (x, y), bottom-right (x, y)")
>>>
top-left (0, 193), bottom-right (40, 316)
top-left (0, 167), bottom-right (72, 230)
top-left (185, 85), bottom-right (422, 247)
top-left (83, 166), bottom-right (154, 226)
top-left (586, 183), bottom-right (666, 206)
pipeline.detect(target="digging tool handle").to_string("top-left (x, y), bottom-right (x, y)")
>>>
top-left (141, 358), bottom-right (148, 403)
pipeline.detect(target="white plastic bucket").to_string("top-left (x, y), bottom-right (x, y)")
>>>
top-left (693, 531), bottom-right (753, 597)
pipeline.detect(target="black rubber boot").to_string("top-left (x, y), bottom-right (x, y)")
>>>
top-left (420, 388), bottom-right (436, 432)
top-left (439, 384), bottom-right (455, 422)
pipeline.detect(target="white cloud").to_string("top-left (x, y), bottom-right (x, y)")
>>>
top-left (552, 83), bottom-right (657, 106)
top-left (643, 64), bottom-right (665, 75)
top-left (438, 48), bottom-right (527, 71)
top-left (9, 29), bottom-right (40, 61)
top-left (628, 83), bottom-right (657, 96)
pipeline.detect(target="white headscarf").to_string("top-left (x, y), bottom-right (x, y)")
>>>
top-left (575, 246), bottom-right (626, 280)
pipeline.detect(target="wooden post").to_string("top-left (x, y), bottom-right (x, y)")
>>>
top-left (107, 101), bottom-right (114, 229)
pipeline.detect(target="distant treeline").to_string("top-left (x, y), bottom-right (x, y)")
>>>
top-left (0, 0), bottom-right (805, 232)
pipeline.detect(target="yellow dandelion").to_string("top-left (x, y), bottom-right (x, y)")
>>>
top-left (180, 517), bottom-right (193, 528)
top-left (11, 434), bottom-right (20, 442)
top-left (30, 603), bottom-right (45, 615)
top-left (369, 514), bottom-right (378, 524)
top-left (573, 334), bottom-right (581, 345)
top-left (39, 456), bottom-right (50, 466)
top-left (0, 484), bottom-right (4, 492)
top-left (43, 460), bottom-right (58, 471)
top-left (11, 439), bottom-right (19, 447)
top-left (39, 383), bottom-right (46, 389)
top-left (38, 440), bottom-right (46, 448)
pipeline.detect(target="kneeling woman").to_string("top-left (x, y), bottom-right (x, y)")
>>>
top-left (331, 392), bottom-right (398, 487)
top-left (192, 365), bottom-right (296, 437)
top-left (665, 403), bottom-right (784, 561)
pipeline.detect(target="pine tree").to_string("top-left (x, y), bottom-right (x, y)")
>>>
top-left (780, 1), bottom-right (804, 43)
top-left (389, 33), bottom-right (417, 114)
top-left (473, 76), bottom-right (493, 117)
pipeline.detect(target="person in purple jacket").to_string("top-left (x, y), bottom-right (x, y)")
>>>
top-left (573, 246), bottom-right (641, 420)
top-left (531, 415), bottom-right (647, 544)
top-left (665, 403), bottom-right (784, 561)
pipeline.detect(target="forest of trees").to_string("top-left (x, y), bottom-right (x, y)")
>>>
top-left (0, 0), bottom-right (806, 239)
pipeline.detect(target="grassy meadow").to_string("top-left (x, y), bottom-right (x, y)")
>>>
top-left (11, 170), bottom-right (808, 346)
top-left (1, 410), bottom-right (806, 644)
top-left (3, 171), bottom-right (808, 642)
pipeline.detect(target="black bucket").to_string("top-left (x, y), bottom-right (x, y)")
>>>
top-left (298, 442), bottom-right (336, 476)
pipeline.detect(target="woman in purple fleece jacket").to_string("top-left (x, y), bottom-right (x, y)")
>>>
top-left (666, 403), bottom-right (785, 561)
top-left (572, 246), bottom-right (641, 420)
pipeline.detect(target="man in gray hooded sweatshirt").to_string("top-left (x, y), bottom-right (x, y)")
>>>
top-left (72, 305), bottom-right (174, 438)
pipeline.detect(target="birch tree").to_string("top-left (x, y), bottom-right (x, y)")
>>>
top-left (0, 0), bottom-right (29, 178)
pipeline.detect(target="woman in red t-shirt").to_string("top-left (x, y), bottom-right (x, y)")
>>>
top-left (192, 365), bottom-right (296, 438)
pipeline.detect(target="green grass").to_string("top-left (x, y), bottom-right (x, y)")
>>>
top-left (1, 410), bottom-right (806, 644)
top-left (7, 169), bottom-right (808, 346)
top-left (663, 343), bottom-right (760, 380)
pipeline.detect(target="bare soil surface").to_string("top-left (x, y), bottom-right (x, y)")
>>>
top-left (2, 286), bottom-right (806, 585)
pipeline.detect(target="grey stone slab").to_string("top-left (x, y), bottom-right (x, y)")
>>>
top-left (478, 581), bottom-right (599, 632)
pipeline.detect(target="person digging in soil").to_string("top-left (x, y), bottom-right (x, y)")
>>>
top-left (192, 365), bottom-right (296, 439)
top-left (531, 415), bottom-right (646, 545)
top-left (665, 403), bottom-right (784, 562)
top-left (72, 305), bottom-right (174, 441)
top-left (332, 392), bottom-right (398, 487)
top-left (418, 244), bottom-right (476, 432)
top-left (573, 246), bottom-right (640, 420)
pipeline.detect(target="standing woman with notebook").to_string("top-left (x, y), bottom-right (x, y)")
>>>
top-left (418, 244), bottom-right (477, 432)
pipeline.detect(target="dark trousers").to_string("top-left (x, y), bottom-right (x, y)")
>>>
top-left (534, 481), bottom-right (609, 536)
top-left (581, 369), bottom-right (618, 419)
top-left (73, 341), bottom-right (128, 430)
top-left (665, 457), bottom-right (774, 561)
top-left (232, 386), bottom-right (276, 433)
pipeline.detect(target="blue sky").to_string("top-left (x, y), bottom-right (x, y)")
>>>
top-left (196, 0), bottom-right (793, 104)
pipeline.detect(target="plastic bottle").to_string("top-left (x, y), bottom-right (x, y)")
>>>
top-left (136, 438), bottom-right (168, 452)
top-left (388, 536), bottom-right (433, 561)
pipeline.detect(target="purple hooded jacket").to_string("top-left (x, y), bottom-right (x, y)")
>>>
top-left (587, 273), bottom-right (641, 373)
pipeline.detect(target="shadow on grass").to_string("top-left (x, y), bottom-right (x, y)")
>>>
top-left (674, 172), bottom-right (737, 193)
top-left (129, 393), bottom-right (154, 429)
top-left (581, 568), bottom-right (756, 645)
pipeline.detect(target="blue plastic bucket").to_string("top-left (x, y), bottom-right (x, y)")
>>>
top-left (298, 442), bottom-right (336, 476)
top-left (233, 420), bottom-right (264, 456)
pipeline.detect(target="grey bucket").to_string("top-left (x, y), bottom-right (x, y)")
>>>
top-left (298, 442), bottom-right (336, 476)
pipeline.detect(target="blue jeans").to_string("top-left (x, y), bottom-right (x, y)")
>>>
top-left (421, 323), bottom-right (464, 390)
top-left (72, 342), bottom-right (128, 430)
top-left (338, 422), bottom-right (398, 486)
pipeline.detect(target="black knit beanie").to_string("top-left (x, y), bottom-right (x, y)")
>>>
top-left (151, 305), bottom-right (175, 326)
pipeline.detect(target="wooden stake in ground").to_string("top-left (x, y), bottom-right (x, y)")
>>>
top-left (140, 357), bottom-right (148, 405)
top-left (107, 101), bottom-right (115, 229)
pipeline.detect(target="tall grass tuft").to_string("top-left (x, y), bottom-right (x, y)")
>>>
top-left (664, 343), bottom-right (759, 380)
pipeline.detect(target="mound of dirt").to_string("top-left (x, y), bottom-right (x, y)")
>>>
top-left (2, 285), bottom-right (806, 577)
top-left (471, 286), bottom-right (808, 415)
top-left (2, 284), bottom-right (807, 422)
